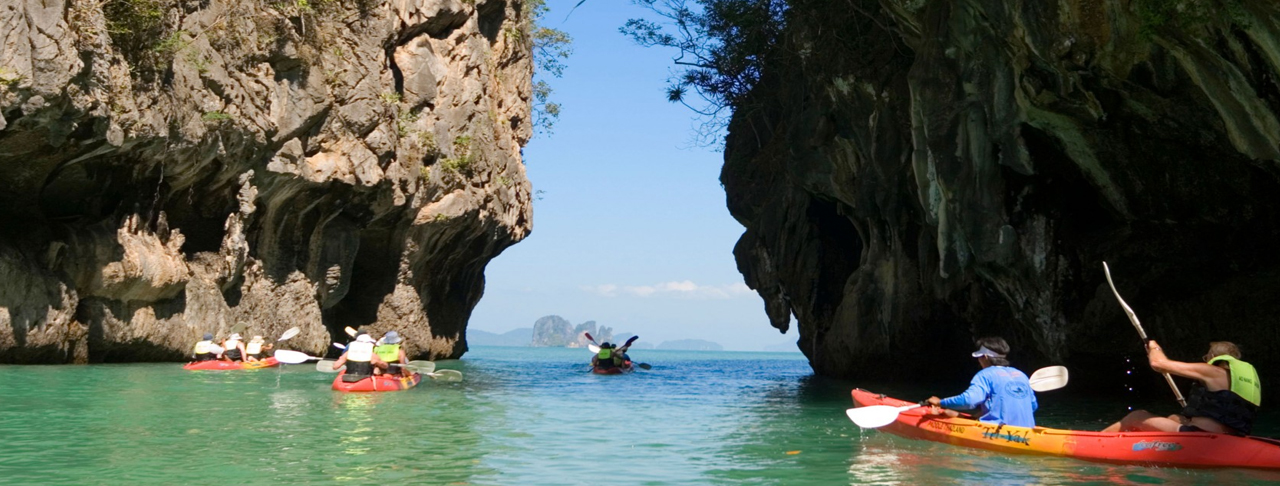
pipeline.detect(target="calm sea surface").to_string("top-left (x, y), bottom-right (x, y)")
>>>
top-left (2, 346), bottom-right (1279, 485)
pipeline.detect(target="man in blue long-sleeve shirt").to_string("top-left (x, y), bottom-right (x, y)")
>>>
top-left (926, 337), bottom-right (1038, 427)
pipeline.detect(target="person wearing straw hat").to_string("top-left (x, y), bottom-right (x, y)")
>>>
top-left (925, 337), bottom-right (1038, 427)
top-left (374, 331), bottom-right (410, 377)
top-left (220, 333), bottom-right (248, 362)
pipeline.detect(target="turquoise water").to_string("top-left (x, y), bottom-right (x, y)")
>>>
top-left (2, 347), bottom-right (1279, 485)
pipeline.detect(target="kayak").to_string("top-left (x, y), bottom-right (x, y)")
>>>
top-left (851, 388), bottom-right (1280, 470)
top-left (592, 362), bottom-right (634, 375)
top-left (331, 372), bottom-right (422, 392)
top-left (183, 357), bottom-right (280, 370)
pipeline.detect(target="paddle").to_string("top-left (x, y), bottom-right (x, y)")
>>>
top-left (1103, 261), bottom-right (1187, 407)
top-left (1029, 365), bottom-right (1068, 392)
top-left (845, 366), bottom-right (1070, 428)
top-left (424, 369), bottom-right (464, 382)
top-left (316, 359), bottom-right (344, 372)
top-left (277, 327), bottom-right (301, 341)
top-left (274, 349), bottom-right (322, 364)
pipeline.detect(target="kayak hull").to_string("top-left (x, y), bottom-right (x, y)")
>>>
top-left (331, 372), bottom-right (422, 392)
top-left (851, 388), bottom-right (1280, 470)
top-left (592, 362), bottom-right (634, 375)
top-left (183, 357), bottom-right (279, 370)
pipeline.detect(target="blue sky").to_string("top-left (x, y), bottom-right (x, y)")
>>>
top-left (468, 0), bottom-right (799, 351)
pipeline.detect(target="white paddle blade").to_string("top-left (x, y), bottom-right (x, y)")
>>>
top-left (315, 359), bottom-right (343, 372)
top-left (274, 349), bottom-right (318, 364)
top-left (404, 361), bottom-right (435, 374)
top-left (1029, 366), bottom-right (1069, 392)
top-left (588, 344), bottom-right (600, 353)
top-left (332, 342), bottom-right (346, 350)
top-left (277, 327), bottom-right (301, 342)
top-left (846, 405), bottom-right (914, 429)
top-left (428, 369), bottom-right (463, 382)
top-left (344, 326), bottom-right (358, 337)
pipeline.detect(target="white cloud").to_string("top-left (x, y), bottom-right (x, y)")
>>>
top-left (581, 280), bottom-right (754, 300)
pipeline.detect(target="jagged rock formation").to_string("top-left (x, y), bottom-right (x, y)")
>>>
top-left (530, 315), bottom-right (611, 347)
top-left (725, 0), bottom-right (1280, 387)
top-left (0, 0), bottom-right (534, 363)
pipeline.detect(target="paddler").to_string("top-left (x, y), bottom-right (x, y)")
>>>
top-left (926, 337), bottom-right (1038, 427)
top-left (332, 331), bottom-right (388, 382)
top-left (374, 331), bottom-right (410, 377)
top-left (244, 335), bottom-right (266, 362)
top-left (592, 342), bottom-right (621, 370)
top-left (220, 333), bottom-right (248, 362)
top-left (191, 333), bottom-right (217, 362)
top-left (1102, 340), bottom-right (1260, 435)
top-left (615, 338), bottom-right (635, 365)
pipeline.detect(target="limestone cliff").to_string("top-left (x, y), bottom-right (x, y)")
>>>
top-left (725, 0), bottom-right (1280, 386)
top-left (0, 0), bottom-right (534, 362)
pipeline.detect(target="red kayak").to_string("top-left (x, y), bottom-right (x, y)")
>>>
top-left (183, 357), bottom-right (279, 370)
top-left (331, 372), bottom-right (422, 392)
top-left (592, 362), bottom-right (634, 375)
top-left (851, 388), bottom-right (1280, 469)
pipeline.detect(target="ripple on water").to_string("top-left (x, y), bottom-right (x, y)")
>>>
top-left (2, 349), bottom-right (1280, 485)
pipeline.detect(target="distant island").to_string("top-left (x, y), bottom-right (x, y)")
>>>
top-left (467, 315), bottom-right (720, 350)
top-left (467, 328), bottom-right (533, 347)
top-left (531, 315), bottom-right (612, 347)
top-left (656, 339), bottom-right (723, 351)
top-left (469, 315), bottom-right (617, 347)
top-left (764, 342), bottom-right (799, 353)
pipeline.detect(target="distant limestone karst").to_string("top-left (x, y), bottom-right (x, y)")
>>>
top-left (530, 316), bottom-right (613, 347)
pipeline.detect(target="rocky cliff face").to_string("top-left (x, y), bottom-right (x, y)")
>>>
top-left (725, 0), bottom-right (1280, 386)
top-left (0, 0), bottom-right (533, 362)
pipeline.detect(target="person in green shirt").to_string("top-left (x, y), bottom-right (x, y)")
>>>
top-left (1103, 341), bottom-right (1261, 435)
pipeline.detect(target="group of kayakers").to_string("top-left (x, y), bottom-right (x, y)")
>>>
top-left (191, 332), bottom-right (272, 363)
top-left (591, 339), bottom-right (634, 372)
top-left (332, 330), bottom-right (412, 382)
top-left (927, 336), bottom-right (1261, 436)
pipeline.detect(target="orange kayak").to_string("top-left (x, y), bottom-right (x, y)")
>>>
top-left (183, 357), bottom-right (279, 370)
top-left (851, 389), bottom-right (1280, 469)
top-left (331, 372), bottom-right (422, 392)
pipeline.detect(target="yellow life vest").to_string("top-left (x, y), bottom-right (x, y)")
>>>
top-left (374, 344), bottom-right (401, 363)
top-left (1209, 355), bottom-right (1262, 406)
top-left (246, 341), bottom-right (263, 355)
top-left (193, 340), bottom-right (213, 354)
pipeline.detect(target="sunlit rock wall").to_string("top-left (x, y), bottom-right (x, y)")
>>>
top-left (0, 0), bottom-right (533, 362)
